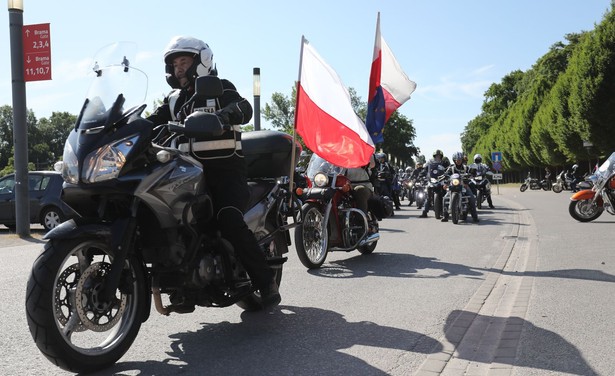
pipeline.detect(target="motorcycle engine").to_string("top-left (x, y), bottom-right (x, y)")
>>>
top-left (191, 237), bottom-right (235, 287)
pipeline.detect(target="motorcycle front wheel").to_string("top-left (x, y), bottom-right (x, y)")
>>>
top-left (26, 238), bottom-right (148, 373)
top-left (520, 184), bottom-right (528, 192)
top-left (294, 203), bottom-right (329, 269)
top-left (477, 192), bottom-right (483, 209)
top-left (552, 183), bottom-right (563, 193)
top-left (451, 193), bottom-right (461, 224)
top-left (569, 199), bottom-right (603, 222)
top-left (434, 192), bottom-right (443, 219)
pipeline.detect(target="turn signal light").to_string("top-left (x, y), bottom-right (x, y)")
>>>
top-left (295, 187), bottom-right (304, 196)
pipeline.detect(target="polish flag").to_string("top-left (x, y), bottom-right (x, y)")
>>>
top-left (295, 37), bottom-right (375, 168)
top-left (366, 12), bottom-right (417, 144)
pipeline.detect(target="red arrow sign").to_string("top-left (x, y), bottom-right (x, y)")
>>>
top-left (22, 23), bottom-right (52, 82)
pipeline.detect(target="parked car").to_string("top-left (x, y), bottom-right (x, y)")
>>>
top-left (0, 171), bottom-right (76, 231)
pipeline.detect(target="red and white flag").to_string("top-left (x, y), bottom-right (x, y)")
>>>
top-left (295, 37), bottom-right (375, 168)
top-left (366, 12), bottom-right (417, 144)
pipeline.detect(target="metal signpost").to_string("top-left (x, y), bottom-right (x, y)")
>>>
top-left (491, 151), bottom-right (502, 194)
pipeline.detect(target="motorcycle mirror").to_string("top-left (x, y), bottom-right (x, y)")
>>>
top-left (195, 76), bottom-right (223, 98)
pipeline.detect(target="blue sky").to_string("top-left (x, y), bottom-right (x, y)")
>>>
top-left (1, 1), bottom-right (611, 162)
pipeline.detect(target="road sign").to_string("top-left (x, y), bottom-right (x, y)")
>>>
top-left (22, 23), bottom-right (51, 82)
top-left (492, 173), bottom-right (503, 180)
top-left (491, 151), bottom-right (502, 172)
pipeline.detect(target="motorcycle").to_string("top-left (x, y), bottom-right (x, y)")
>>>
top-left (442, 173), bottom-right (471, 224)
top-left (25, 44), bottom-right (301, 373)
top-left (426, 174), bottom-right (447, 219)
top-left (294, 154), bottom-right (380, 269)
top-left (412, 176), bottom-right (428, 209)
top-left (552, 170), bottom-right (574, 193)
top-left (471, 170), bottom-right (493, 208)
top-left (520, 174), bottom-right (550, 192)
top-left (569, 152), bottom-right (615, 222)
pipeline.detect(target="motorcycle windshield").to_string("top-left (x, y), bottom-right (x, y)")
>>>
top-left (305, 153), bottom-right (344, 180)
top-left (76, 42), bottom-right (148, 131)
top-left (594, 152), bottom-right (615, 188)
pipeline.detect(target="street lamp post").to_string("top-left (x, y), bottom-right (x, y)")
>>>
top-left (8, 0), bottom-right (30, 237)
top-left (583, 140), bottom-right (593, 172)
top-left (253, 67), bottom-right (260, 131)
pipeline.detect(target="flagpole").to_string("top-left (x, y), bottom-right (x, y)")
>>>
top-left (288, 35), bottom-right (307, 209)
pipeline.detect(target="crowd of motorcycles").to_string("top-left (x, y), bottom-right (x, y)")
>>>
top-left (23, 43), bottom-right (615, 374)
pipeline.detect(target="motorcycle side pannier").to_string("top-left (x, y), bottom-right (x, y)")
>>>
top-left (242, 130), bottom-right (301, 179)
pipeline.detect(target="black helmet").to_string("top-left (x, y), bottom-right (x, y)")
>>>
top-left (433, 149), bottom-right (443, 158)
top-left (163, 36), bottom-right (216, 88)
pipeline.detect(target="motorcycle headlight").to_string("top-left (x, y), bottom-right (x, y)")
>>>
top-left (82, 134), bottom-right (139, 183)
top-left (452, 178), bottom-right (461, 186)
top-left (313, 172), bottom-right (329, 188)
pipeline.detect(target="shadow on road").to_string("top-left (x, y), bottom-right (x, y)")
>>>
top-left (309, 252), bottom-right (615, 284)
top-left (445, 310), bottom-right (599, 375)
top-left (88, 305), bottom-right (442, 376)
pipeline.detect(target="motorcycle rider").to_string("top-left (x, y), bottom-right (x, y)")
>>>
top-left (344, 154), bottom-right (376, 218)
top-left (442, 152), bottom-right (479, 223)
top-left (419, 150), bottom-right (446, 218)
top-left (567, 164), bottom-right (581, 192)
top-left (469, 153), bottom-right (495, 209)
top-left (376, 153), bottom-right (398, 209)
top-left (147, 36), bottom-right (280, 308)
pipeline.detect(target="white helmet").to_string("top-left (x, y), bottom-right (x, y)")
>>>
top-left (474, 154), bottom-right (482, 164)
top-left (572, 164), bottom-right (578, 170)
top-left (163, 36), bottom-right (216, 88)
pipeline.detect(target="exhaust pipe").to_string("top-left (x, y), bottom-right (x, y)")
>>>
top-left (358, 232), bottom-right (379, 247)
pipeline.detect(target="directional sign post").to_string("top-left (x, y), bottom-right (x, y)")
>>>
top-left (22, 23), bottom-right (51, 82)
top-left (491, 151), bottom-right (502, 195)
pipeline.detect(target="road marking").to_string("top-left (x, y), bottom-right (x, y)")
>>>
top-left (415, 196), bottom-right (538, 375)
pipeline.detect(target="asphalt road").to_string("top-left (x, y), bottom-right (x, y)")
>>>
top-left (0, 187), bottom-right (613, 375)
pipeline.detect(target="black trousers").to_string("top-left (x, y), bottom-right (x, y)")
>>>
top-left (203, 157), bottom-right (272, 290)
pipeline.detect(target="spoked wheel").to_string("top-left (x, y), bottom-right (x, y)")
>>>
top-left (520, 184), bottom-right (528, 192)
top-left (451, 193), bottom-right (460, 224)
top-left (569, 199), bottom-right (603, 222)
top-left (26, 238), bottom-right (148, 373)
top-left (294, 203), bottom-right (329, 269)
top-left (237, 221), bottom-right (287, 311)
top-left (552, 183), bottom-right (563, 193)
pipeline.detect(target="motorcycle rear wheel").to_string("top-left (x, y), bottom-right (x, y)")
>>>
top-left (568, 199), bottom-right (603, 222)
top-left (26, 238), bottom-right (148, 373)
top-left (520, 184), bottom-right (528, 192)
top-left (295, 203), bottom-right (329, 269)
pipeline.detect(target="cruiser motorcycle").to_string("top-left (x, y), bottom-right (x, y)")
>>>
top-left (25, 43), bottom-right (300, 373)
top-left (442, 173), bottom-right (470, 224)
top-left (569, 152), bottom-right (615, 222)
top-left (294, 154), bottom-right (380, 269)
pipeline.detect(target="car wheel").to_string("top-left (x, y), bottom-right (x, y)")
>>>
top-left (41, 206), bottom-right (65, 231)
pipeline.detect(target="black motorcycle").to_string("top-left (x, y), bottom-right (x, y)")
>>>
top-left (25, 44), bottom-right (301, 373)
top-left (411, 176), bottom-right (428, 209)
top-left (471, 170), bottom-right (493, 208)
top-left (442, 173), bottom-right (471, 224)
top-left (427, 174), bottom-right (447, 219)
top-left (520, 173), bottom-right (550, 192)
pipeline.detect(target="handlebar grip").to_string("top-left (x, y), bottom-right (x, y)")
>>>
top-left (167, 123), bottom-right (186, 134)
